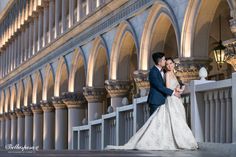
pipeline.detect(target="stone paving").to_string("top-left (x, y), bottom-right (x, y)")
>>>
top-left (0, 149), bottom-right (233, 157)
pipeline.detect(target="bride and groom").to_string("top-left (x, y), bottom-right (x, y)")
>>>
top-left (106, 52), bottom-right (198, 150)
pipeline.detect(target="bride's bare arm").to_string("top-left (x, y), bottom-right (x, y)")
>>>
top-left (165, 72), bottom-right (171, 88)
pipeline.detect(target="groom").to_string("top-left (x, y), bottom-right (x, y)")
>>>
top-left (147, 52), bottom-right (180, 115)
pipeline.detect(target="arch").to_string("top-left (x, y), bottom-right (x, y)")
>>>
top-left (32, 71), bottom-right (43, 104)
top-left (68, 48), bottom-right (86, 92)
top-left (54, 56), bottom-right (69, 97)
top-left (87, 36), bottom-right (109, 87)
top-left (110, 21), bottom-right (139, 80)
top-left (0, 91), bottom-right (5, 114)
top-left (10, 84), bottom-right (17, 111)
top-left (42, 64), bottom-right (55, 101)
top-left (181, 0), bottom-right (234, 58)
top-left (139, 1), bottom-right (180, 70)
top-left (16, 80), bottom-right (25, 109)
top-left (24, 76), bottom-right (33, 107)
top-left (4, 88), bottom-right (10, 113)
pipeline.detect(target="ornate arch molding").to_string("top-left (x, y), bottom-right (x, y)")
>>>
top-left (42, 64), bottom-right (55, 101)
top-left (54, 56), bottom-right (69, 97)
top-left (4, 88), bottom-right (10, 112)
top-left (139, 1), bottom-right (180, 71)
top-left (69, 47), bottom-right (87, 92)
top-left (0, 91), bottom-right (5, 114)
top-left (32, 71), bottom-right (43, 104)
top-left (24, 76), bottom-right (33, 107)
top-left (110, 20), bottom-right (139, 80)
top-left (87, 36), bottom-right (109, 86)
top-left (16, 80), bottom-right (24, 109)
top-left (10, 84), bottom-right (17, 111)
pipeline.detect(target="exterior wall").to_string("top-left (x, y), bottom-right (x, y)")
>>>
top-left (0, 0), bottom-right (236, 150)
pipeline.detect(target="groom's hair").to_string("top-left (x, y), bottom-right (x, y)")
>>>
top-left (152, 52), bottom-right (165, 65)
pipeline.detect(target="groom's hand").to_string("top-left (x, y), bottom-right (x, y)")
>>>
top-left (174, 88), bottom-right (181, 98)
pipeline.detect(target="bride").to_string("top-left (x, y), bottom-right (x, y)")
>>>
top-left (106, 57), bottom-right (198, 150)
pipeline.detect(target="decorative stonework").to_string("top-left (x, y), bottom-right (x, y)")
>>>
top-left (83, 87), bottom-right (106, 103)
top-left (15, 108), bottom-right (25, 118)
top-left (230, 18), bottom-right (236, 37)
top-left (62, 92), bottom-right (87, 109)
top-left (21, 106), bottom-right (33, 116)
top-left (51, 96), bottom-right (67, 109)
top-left (9, 111), bottom-right (17, 119)
top-left (31, 103), bottom-right (43, 114)
top-left (105, 80), bottom-right (131, 97)
top-left (133, 70), bottom-right (150, 89)
top-left (175, 58), bottom-right (211, 84)
top-left (40, 100), bottom-right (55, 112)
top-left (223, 38), bottom-right (236, 71)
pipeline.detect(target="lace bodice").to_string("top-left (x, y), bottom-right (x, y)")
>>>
top-left (168, 76), bottom-right (180, 90)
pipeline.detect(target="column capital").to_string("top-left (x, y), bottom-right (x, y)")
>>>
top-left (21, 106), bottom-right (33, 116)
top-left (175, 58), bottom-right (211, 84)
top-left (0, 114), bottom-right (4, 120)
top-left (15, 108), bottom-right (25, 118)
top-left (31, 103), bottom-right (43, 114)
top-left (230, 18), bottom-right (236, 37)
top-left (133, 70), bottom-right (150, 89)
top-left (105, 80), bottom-right (131, 97)
top-left (40, 100), bottom-right (55, 112)
top-left (61, 92), bottom-right (87, 109)
top-left (9, 111), bottom-right (17, 119)
top-left (4, 112), bottom-right (11, 119)
top-left (52, 96), bottom-right (67, 109)
top-left (83, 87), bottom-right (106, 103)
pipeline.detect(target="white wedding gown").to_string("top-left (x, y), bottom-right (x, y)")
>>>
top-left (106, 77), bottom-right (198, 150)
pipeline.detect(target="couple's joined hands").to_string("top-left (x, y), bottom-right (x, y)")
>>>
top-left (174, 85), bottom-right (185, 98)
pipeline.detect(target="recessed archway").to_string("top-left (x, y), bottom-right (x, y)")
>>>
top-left (68, 48), bottom-right (86, 93)
top-left (24, 76), bottom-right (33, 107)
top-left (16, 80), bottom-right (25, 108)
top-left (139, 1), bottom-right (180, 70)
top-left (42, 64), bottom-right (55, 101)
top-left (10, 84), bottom-right (17, 111)
top-left (32, 71), bottom-right (43, 104)
top-left (54, 57), bottom-right (69, 97)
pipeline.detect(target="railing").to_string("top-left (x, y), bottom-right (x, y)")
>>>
top-left (73, 72), bottom-right (236, 150)
top-left (190, 72), bottom-right (236, 143)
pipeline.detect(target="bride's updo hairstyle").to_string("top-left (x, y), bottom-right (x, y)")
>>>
top-left (165, 57), bottom-right (175, 64)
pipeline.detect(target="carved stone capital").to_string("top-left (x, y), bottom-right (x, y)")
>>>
top-left (21, 106), bottom-right (33, 116)
top-left (40, 100), bottom-right (55, 112)
top-left (9, 111), bottom-right (17, 119)
top-left (15, 108), bottom-right (25, 118)
top-left (52, 96), bottom-right (67, 109)
top-left (0, 114), bottom-right (4, 120)
top-left (83, 87), bottom-right (106, 103)
top-left (31, 103), bottom-right (43, 114)
top-left (61, 92), bottom-right (87, 109)
top-left (105, 80), bottom-right (131, 97)
top-left (230, 18), bottom-right (236, 37)
top-left (175, 58), bottom-right (211, 84)
top-left (133, 70), bottom-right (150, 89)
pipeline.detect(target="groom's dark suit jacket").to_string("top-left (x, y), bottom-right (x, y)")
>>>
top-left (147, 66), bottom-right (174, 113)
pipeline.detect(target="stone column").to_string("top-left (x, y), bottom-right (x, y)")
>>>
top-left (83, 87), bottom-right (106, 121)
top-left (31, 104), bottom-right (43, 149)
top-left (61, 0), bottom-right (68, 33)
top-left (10, 112), bottom-right (17, 145)
top-left (15, 109), bottom-right (25, 146)
top-left (5, 113), bottom-right (11, 145)
top-left (23, 106), bottom-right (33, 147)
top-left (54, 0), bottom-right (60, 38)
top-left (48, 0), bottom-right (55, 42)
top-left (0, 114), bottom-right (5, 147)
top-left (32, 17), bottom-right (38, 55)
top-left (133, 70), bottom-right (150, 97)
top-left (43, 4), bottom-right (49, 47)
top-left (86, 0), bottom-right (92, 15)
top-left (105, 80), bottom-right (131, 110)
top-left (62, 92), bottom-right (87, 150)
top-left (40, 101), bottom-right (55, 150)
top-left (38, 11), bottom-right (43, 50)
top-left (77, 0), bottom-right (82, 22)
top-left (69, 0), bottom-right (75, 28)
top-left (52, 97), bottom-right (68, 150)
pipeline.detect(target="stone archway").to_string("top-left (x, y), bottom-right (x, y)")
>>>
top-left (32, 71), bottom-right (43, 105)
top-left (181, 0), bottom-right (234, 81)
top-left (139, 1), bottom-right (180, 71)
top-left (42, 64), bottom-right (55, 101)
top-left (10, 84), bottom-right (17, 111)
top-left (85, 36), bottom-right (109, 121)
top-left (24, 76), bottom-right (33, 107)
